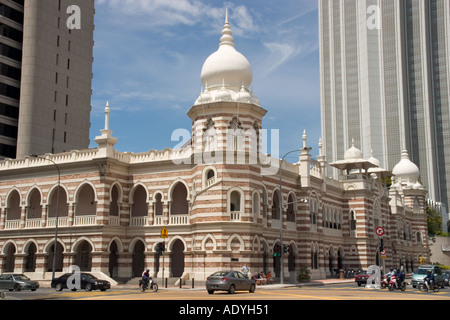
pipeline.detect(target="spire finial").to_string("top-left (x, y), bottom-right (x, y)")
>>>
top-left (220, 4), bottom-right (234, 47)
top-left (105, 101), bottom-right (110, 130)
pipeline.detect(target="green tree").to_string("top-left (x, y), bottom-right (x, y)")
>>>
top-left (427, 206), bottom-right (442, 237)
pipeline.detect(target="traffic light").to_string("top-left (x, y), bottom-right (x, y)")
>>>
top-left (379, 238), bottom-right (384, 252)
top-left (273, 252), bottom-right (281, 257)
top-left (156, 242), bottom-right (165, 256)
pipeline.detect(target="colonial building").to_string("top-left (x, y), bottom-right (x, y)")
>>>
top-left (0, 11), bottom-right (429, 285)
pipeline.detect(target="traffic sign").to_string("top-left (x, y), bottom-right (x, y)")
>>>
top-left (375, 227), bottom-right (385, 237)
top-left (161, 227), bottom-right (168, 238)
top-left (380, 250), bottom-right (386, 256)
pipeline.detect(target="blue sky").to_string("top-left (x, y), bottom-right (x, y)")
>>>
top-left (89, 0), bottom-right (321, 162)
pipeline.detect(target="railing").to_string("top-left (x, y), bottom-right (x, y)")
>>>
top-left (109, 216), bottom-right (120, 226)
top-left (25, 218), bottom-right (41, 229)
top-left (47, 217), bottom-right (69, 227)
top-left (230, 212), bottom-right (240, 221)
top-left (130, 216), bottom-right (148, 227)
top-left (170, 215), bottom-right (189, 225)
top-left (206, 176), bottom-right (216, 187)
top-left (154, 216), bottom-right (164, 226)
top-left (4, 220), bottom-right (20, 230)
top-left (74, 215), bottom-right (97, 226)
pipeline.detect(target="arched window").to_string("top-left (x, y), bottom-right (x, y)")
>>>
top-left (252, 191), bottom-right (260, 217)
top-left (203, 118), bottom-right (217, 152)
top-left (76, 184), bottom-right (96, 216)
top-left (350, 210), bottom-right (357, 235)
top-left (262, 188), bottom-right (268, 218)
top-left (230, 191), bottom-right (241, 212)
top-left (171, 183), bottom-right (189, 215)
top-left (110, 185), bottom-right (120, 217)
top-left (131, 185), bottom-right (148, 217)
top-left (310, 199), bottom-right (317, 225)
top-left (287, 194), bottom-right (295, 222)
top-left (27, 189), bottom-right (41, 220)
top-left (227, 116), bottom-right (244, 151)
top-left (154, 193), bottom-right (163, 216)
top-left (48, 186), bottom-right (68, 218)
top-left (6, 190), bottom-right (21, 221)
top-left (272, 190), bottom-right (281, 220)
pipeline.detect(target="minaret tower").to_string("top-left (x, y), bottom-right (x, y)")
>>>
top-left (188, 8), bottom-right (267, 161)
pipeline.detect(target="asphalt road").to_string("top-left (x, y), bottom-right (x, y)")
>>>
top-left (2, 282), bottom-right (450, 301)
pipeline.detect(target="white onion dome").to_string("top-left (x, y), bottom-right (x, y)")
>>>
top-left (200, 9), bottom-right (253, 92)
top-left (344, 140), bottom-right (363, 160)
top-left (368, 150), bottom-right (381, 167)
top-left (392, 149), bottom-right (420, 183)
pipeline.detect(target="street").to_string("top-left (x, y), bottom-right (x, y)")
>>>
top-left (2, 282), bottom-right (450, 301)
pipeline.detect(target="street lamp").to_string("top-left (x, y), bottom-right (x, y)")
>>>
top-left (30, 155), bottom-right (60, 281)
top-left (278, 149), bottom-right (302, 284)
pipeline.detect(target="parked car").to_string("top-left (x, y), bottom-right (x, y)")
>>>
top-left (355, 270), bottom-right (370, 286)
top-left (0, 274), bottom-right (39, 291)
top-left (411, 265), bottom-right (445, 288)
top-left (51, 272), bottom-right (111, 292)
top-left (206, 270), bottom-right (256, 294)
top-left (443, 270), bottom-right (450, 286)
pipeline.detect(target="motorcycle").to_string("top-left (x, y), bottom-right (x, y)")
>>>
top-left (418, 280), bottom-right (439, 293)
top-left (388, 275), bottom-right (406, 291)
top-left (139, 277), bottom-right (158, 292)
top-left (381, 275), bottom-right (390, 289)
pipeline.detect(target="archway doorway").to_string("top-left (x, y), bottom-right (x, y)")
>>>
top-left (109, 241), bottom-right (119, 278)
top-left (171, 239), bottom-right (185, 278)
top-left (24, 243), bottom-right (37, 272)
top-left (132, 241), bottom-right (145, 277)
top-left (76, 241), bottom-right (92, 271)
top-left (47, 242), bottom-right (64, 272)
top-left (3, 243), bottom-right (16, 272)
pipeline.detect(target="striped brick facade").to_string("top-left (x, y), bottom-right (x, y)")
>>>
top-left (0, 110), bottom-right (430, 283)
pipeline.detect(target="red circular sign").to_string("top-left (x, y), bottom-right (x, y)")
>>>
top-left (376, 227), bottom-right (385, 236)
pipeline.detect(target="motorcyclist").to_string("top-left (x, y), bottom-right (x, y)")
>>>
top-left (424, 270), bottom-right (434, 290)
top-left (398, 269), bottom-right (405, 288)
top-left (142, 269), bottom-right (150, 287)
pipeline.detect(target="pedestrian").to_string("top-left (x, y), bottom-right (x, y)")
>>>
top-left (241, 263), bottom-right (249, 278)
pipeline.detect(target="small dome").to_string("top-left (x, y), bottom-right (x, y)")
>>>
top-left (200, 9), bottom-right (253, 91)
top-left (392, 149), bottom-right (420, 183)
top-left (344, 140), bottom-right (363, 160)
top-left (368, 150), bottom-right (381, 167)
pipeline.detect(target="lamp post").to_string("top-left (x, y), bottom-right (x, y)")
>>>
top-left (30, 155), bottom-right (60, 281)
top-left (278, 149), bottom-right (302, 284)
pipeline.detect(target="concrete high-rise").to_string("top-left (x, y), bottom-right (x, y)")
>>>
top-left (319, 0), bottom-right (450, 228)
top-left (0, 0), bottom-right (94, 159)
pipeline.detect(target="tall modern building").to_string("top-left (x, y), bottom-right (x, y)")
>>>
top-left (0, 0), bottom-right (94, 159)
top-left (319, 0), bottom-right (450, 229)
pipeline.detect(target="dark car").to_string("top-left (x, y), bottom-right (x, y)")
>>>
top-left (0, 274), bottom-right (39, 291)
top-left (206, 270), bottom-right (256, 294)
top-left (355, 270), bottom-right (370, 286)
top-left (51, 273), bottom-right (111, 292)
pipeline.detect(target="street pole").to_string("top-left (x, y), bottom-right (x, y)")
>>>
top-left (30, 155), bottom-right (60, 281)
top-left (279, 150), bottom-right (301, 284)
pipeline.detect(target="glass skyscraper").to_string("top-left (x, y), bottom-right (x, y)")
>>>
top-left (319, 0), bottom-right (450, 228)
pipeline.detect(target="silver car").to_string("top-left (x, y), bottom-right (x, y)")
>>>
top-left (0, 274), bottom-right (39, 291)
top-left (206, 270), bottom-right (256, 294)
